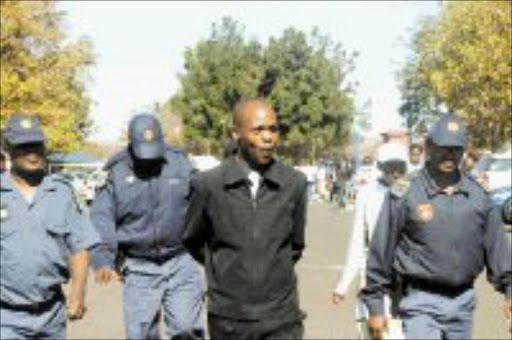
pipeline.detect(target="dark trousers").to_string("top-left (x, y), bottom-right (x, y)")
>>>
top-left (207, 313), bottom-right (304, 340)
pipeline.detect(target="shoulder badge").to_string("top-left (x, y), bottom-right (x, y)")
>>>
top-left (416, 204), bottom-right (435, 223)
top-left (390, 177), bottom-right (410, 198)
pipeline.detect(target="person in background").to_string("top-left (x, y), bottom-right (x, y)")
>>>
top-left (332, 142), bottom-right (408, 339)
top-left (0, 149), bottom-right (7, 174)
top-left (407, 143), bottom-right (424, 176)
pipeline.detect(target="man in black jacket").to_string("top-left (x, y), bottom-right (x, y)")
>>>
top-left (183, 98), bottom-right (308, 340)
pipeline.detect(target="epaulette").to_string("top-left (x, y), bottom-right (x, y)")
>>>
top-left (165, 146), bottom-right (187, 156)
top-left (51, 173), bottom-right (74, 188)
top-left (390, 177), bottom-right (411, 198)
top-left (466, 173), bottom-right (490, 193)
top-left (103, 149), bottom-right (129, 170)
top-left (51, 174), bottom-right (86, 212)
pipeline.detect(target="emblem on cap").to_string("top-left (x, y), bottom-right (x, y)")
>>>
top-left (125, 175), bottom-right (135, 184)
top-left (416, 204), bottom-right (434, 223)
top-left (447, 122), bottom-right (459, 133)
top-left (143, 129), bottom-right (155, 142)
top-left (20, 119), bottom-right (33, 130)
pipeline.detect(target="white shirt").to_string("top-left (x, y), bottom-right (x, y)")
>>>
top-left (248, 170), bottom-right (261, 199)
top-left (334, 178), bottom-right (393, 319)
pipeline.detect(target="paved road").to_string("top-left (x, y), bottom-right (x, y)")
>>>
top-left (67, 203), bottom-right (511, 339)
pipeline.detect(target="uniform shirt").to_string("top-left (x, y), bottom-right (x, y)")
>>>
top-left (361, 167), bottom-right (512, 316)
top-left (0, 173), bottom-right (100, 305)
top-left (90, 147), bottom-right (192, 270)
top-left (183, 156), bottom-right (308, 320)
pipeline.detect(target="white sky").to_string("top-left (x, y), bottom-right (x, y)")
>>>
top-left (59, 1), bottom-right (440, 143)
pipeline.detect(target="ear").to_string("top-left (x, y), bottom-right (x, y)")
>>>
top-left (231, 127), bottom-right (240, 142)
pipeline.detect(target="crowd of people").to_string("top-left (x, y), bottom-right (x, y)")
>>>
top-left (1, 98), bottom-right (511, 340)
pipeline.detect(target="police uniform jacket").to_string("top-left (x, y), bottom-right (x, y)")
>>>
top-left (183, 156), bottom-right (308, 320)
top-left (361, 167), bottom-right (512, 316)
top-left (90, 146), bottom-right (192, 270)
top-left (0, 173), bottom-right (100, 305)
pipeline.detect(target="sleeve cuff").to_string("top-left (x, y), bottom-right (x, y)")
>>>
top-left (90, 246), bottom-right (116, 271)
top-left (365, 298), bottom-right (385, 316)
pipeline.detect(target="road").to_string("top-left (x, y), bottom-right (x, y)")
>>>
top-left (67, 202), bottom-right (511, 339)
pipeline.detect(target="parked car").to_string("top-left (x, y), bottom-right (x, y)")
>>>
top-left (189, 155), bottom-right (220, 172)
top-left (485, 150), bottom-right (512, 192)
top-left (490, 186), bottom-right (511, 207)
top-left (81, 170), bottom-right (107, 205)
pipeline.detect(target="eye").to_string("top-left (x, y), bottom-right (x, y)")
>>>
top-left (269, 126), bottom-right (279, 133)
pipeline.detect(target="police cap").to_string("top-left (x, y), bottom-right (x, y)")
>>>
top-left (128, 114), bottom-right (164, 160)
top-left (427, 114), bottom-right (466, 147)
top-left (3, 115), bottom-right (46, 146)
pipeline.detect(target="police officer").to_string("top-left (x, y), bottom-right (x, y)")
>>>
top-left (90, 114), bottom-right (204, 340)
top-left (0, 115), bottom-right (100, 339)
top-left (361, 114), bottom-right (512, 340)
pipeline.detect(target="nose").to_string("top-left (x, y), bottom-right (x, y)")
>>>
top-left (261, 130), bottom-right (274, 143)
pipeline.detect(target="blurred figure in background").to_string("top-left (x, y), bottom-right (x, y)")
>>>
top-left (0, 149), bottom-right (7, 174)
top-left (332, 142), bottom-right (408, 339)
top-left (407, 143), bottom-right (424, 177)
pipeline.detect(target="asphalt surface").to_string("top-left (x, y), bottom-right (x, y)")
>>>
top-left (67, 202), bottom-right (511, 339)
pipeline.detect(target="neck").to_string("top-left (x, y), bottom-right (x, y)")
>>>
top-left (237, 152), bottom-right (270, 174)
top-left (9, 171), bottom-right (39, 202)
top-left (426, 162), bottom-right (460, 189)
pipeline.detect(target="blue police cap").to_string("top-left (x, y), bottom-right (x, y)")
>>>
top-left (128, 114), bottom-right (164, 160)
top-left (428, 115), bottom-right (466, 147)
top-left (3, 115), bottom-right (46, 146)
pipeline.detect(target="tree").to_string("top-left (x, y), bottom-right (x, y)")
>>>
top-left (170, 17), bottom-right (358, 162)
top-left (262, 27), bottom-right (357, 163)
top-left (0, 0), bottom-right (94, 152)
top-left (171, 18), bottom-right (263, 155)
top-left (399, 1), bottom-right (512, 150)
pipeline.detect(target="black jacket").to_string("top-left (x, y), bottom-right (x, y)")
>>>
top-left (183, 156), bottom-right (308, 320)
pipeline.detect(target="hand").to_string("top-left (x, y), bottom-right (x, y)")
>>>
top-left (332, 292), bottom-right (345, 305)
top-left (95, 267), bottom-right (121, 285)
top-left (67, 297), bottom-right (86, 321)
top-left (367, 315), bottom-right (387, 340)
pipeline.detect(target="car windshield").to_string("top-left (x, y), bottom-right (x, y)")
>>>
top-left (488, 158), bottom-right (512, 171)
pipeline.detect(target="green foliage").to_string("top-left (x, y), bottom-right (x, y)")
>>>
top-left (170, 17), bottom-right (357, 162)
top-left (0, 0), bottom-right (94, 152)
top-left (399, 1), bottom-right (512, 150)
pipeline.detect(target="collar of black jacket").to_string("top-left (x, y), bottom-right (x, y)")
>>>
top-left (223, 156), bottom-right (284, 188)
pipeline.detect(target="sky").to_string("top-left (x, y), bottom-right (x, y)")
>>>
top-left (59, 1), bottom-right (441, 143)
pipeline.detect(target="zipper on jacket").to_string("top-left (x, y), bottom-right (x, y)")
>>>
top-left (149, 179), bottom-right (159, 262)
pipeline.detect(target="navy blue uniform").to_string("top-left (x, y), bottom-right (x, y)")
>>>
top-left (362, 169), bottom-right (512, 311)
top-left (90, 114), bottom-right (204, 340)
top-left (362, 115), bottom-right (512, 339)
top-left (90, 147), bottom-right (192, 268)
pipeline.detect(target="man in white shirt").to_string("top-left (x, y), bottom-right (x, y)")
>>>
top-left (332, 142), bottom-right (409, 339)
